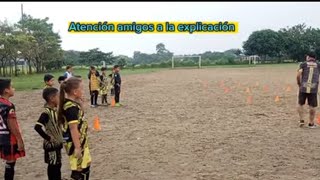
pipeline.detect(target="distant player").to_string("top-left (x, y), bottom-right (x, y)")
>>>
top-left (0, 79), bottom-right (26, 180)
top-left (113, 65), bottom-right (122, 107)
top-left (109, 67), bottom-right (116, 97)
top-left (88, 66), bottom-right (100, 108)
top-left (297, 51), bottom-right (320, 128)
top-left (100, 67), bottom-right (109, 105)
top-left (64, 65), bottom-right (74, 79)
top-left (44, 74), bottom-right (55, 89)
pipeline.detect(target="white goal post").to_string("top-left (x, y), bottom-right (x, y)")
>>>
top-left (171, 55), bottom-right (202, 69)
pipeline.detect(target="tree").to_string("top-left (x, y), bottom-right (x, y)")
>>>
top-left (116, 57), bottom-right (127, 68)
top-left (16, 14), bottom-right (63, 73)
top-left (224, 49), bottom-right (242, 56)
top-left (156, 43), bottom-right (173, 62)
top-left (79, 48), bottom-right (115, 67)
top-left (243, 29), bottom-right (282, 63)
top-left (0, 20), bottom-right (13, 76)
top-left (63, 50), bottom-right (81, 66)
top-left (156, 43), bottom-right (168, 54)
top-left (278, 24), bottom-right (310, 61)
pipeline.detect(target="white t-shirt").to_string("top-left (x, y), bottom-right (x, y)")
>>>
top-left (64, 71), bottom-right (73, 79)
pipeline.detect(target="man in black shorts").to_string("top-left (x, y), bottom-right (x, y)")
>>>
top-left (297, 52), bottom-right (320, 128)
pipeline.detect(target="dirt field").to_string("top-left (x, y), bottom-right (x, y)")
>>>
top-left (4, 66), bottom-right (320, 180)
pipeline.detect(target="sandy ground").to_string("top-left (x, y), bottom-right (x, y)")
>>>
top-left (2, 66), bottom-right (320, 180)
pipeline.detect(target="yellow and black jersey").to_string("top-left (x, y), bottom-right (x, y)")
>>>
top-left (43, 84), bottom-right (53, 89)
top-left (62, 99), bottom-right (91, 170)
top-left (36, 106), bottom-right (63, 151)
top-left (298, 61), bottom-right (320, 93)
top-left (99, 75), bottom-right (109, 95)
top-left (35, 106), bottom-right (63, 165)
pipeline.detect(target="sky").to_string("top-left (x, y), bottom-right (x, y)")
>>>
top-left (0, 2), bottom-right (320, 57)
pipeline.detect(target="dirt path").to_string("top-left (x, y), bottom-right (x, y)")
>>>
top-left (6, 66), bottom-right (320, 180)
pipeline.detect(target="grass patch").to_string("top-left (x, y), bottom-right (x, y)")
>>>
top-left (10, 68), bottom-right (165, 91)
top-left (7, 64), bottom-right (298, 91)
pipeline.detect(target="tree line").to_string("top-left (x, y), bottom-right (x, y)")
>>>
top-left (243, 24), bottom-right (320, 62)
top-left (0, 15), bottom-right (131, 77)
top-left (1, 13), bottom-right (319, 77)
top-left (0, 15), bottom-right (63, 77)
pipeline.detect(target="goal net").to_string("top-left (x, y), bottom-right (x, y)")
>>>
top-left (171, 55), bottom-right (202, 69)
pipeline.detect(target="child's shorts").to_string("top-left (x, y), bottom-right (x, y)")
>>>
top-left (0, 144), bottom-right (25, 161)
top-left (45, 148), bottom-right (62, 165)
top-left (68, 145), bottom-right (91, 171)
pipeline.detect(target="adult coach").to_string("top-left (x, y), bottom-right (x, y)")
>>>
top-left (297, 52), bottom-right (320, 128)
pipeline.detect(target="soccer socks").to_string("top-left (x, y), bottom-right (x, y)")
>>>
top-left (4, 162), bottom-right (16, 180)
top-left (48, 164), bottom-right (62, 180)
top-left (82, 167), bottom-right (90, 180)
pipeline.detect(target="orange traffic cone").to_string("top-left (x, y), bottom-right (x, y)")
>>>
top-left (275, 96), bottom-right (280, 102)
top-left (224, 87), bottom-right (230, 93)
top-left (317, 114), bottom-right (320, 125)
top-left (247, 95), bottom-right (253, 105)
top-left (246, 87), bottom-right (251, 94)
top-left (93, 116), bottom-right (101, 131)
top-left (286, 85), bottom-right (292, 92)
top-left (111, 97), bottom-right (116, 107)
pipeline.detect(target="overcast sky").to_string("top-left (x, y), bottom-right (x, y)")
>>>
top-left (0, 2), bottom-right (320, 57)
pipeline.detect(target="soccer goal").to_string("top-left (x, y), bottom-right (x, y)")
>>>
top-left (171, 55), bottom-right (202, 69)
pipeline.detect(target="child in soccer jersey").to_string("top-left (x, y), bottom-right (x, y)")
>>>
top-left (109, 68), bottom-right (116, 97)
top-left (34, 87), bottom-right (63, 180)
top-left (58, 77), bottom-right (91, 180)
top-left (58, 76), bottom-right (67, 84)
top-left (88, 66), bottom-right (100, 108)
top-left (0, 79), bottom-right (26, 180)
top-left (44, 74), bottom-right (55, 89)
top-left (99, 67), bottom-right (109, 105)
top-left (113, 65), bottom-right (122, 107)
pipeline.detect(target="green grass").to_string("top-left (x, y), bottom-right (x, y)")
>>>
top-left (205, 63), bottom-right (298, 68)
top-left (173, 63), bottom-right (298, 69)
top-left (6, 63), bottom-right (298, 91)
top-left (10, 68), bottom-right (166, 91)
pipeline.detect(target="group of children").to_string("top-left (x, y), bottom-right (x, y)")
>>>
top-left (0, 65), bottom-right (122, 180)
top-left (88, 65), bottom-right (122, 107)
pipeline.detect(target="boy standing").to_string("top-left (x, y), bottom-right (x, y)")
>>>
top-left (113, 65), bottom-right (122, 107)
top-left (34, 87), bottom-right (63, 180)
top-left (64, 65), bottom-right (73, 79)
top-left (88, 66), bottom-right (100, 108)
top-left (44, 74), bottom-right (55, 89)
top-left (58, 76), bottom-right (67, 84)
top-left (0, 79), bottom-right (26, 180)
top-left (109, 67), bottom-right (115, 97)
top-left (100, 67), bottom-right (109, 105)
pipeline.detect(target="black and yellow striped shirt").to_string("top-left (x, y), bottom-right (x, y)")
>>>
top-left (62, 99), bottom-right (89, 156)
top-left (299, 61), bottom-right (320, 93)
top-left (36, 106), bottom-right (63, 151)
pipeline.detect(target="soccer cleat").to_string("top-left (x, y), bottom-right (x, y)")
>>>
top-left (115, 103), bottom-right (122, 107)
top-left (308, 123), bottom-right (317, 129)
top-left (299, 120), bottom-right (305, 127)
